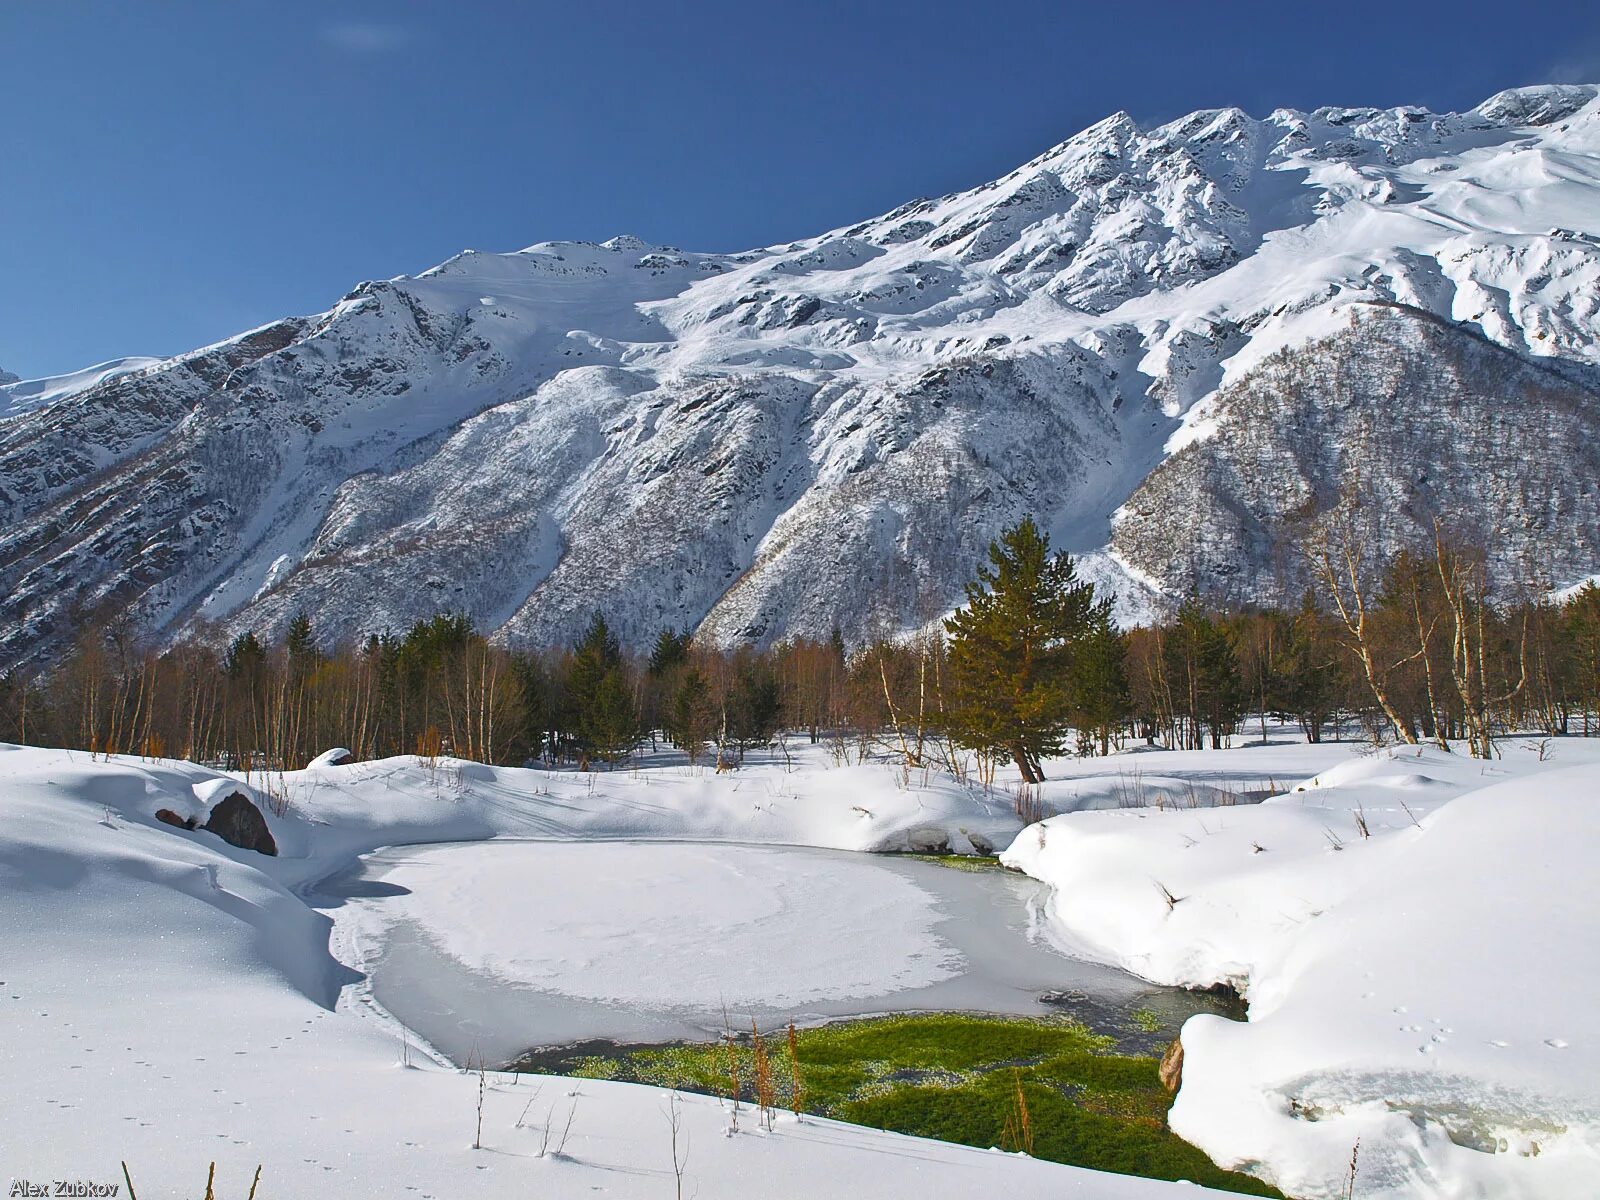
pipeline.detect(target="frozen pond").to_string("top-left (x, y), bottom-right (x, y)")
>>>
top-left (319, 841), bottom-right (1226, 1065)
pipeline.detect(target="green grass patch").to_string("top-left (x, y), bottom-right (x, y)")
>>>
top-left (903, 853), bottom-right (1010, 873)
top-left (559, 1013), bottom-right (1280, 1196)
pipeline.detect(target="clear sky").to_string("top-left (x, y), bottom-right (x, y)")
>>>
top-left (4, 0), bottom-right (1598, 379)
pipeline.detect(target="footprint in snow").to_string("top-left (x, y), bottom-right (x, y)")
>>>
top-left (1545, 1038), bottom-right (1569, 1049)
top-left (1489, 1039), bottom-right (1510, 1048)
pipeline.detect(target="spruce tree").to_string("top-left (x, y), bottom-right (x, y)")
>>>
top-left (285, 610), bottom-right (320, 684)
top-left (647, 626), bottom-right (692, 677)
top-left (943, 517), bottom-right (1108, 782)
top-left (1069, 610), bottom-right (1130, 756)
top-left (726, 653), bottom-right (781, 760)
top-left (567, 612), bottom-right (642, 765)
top-left (1169, 599), bottom-right (1246, 749)
top-left (668, 668), bottom-right (714, 763)
top-left (224, 631), bottom-right (265, 679)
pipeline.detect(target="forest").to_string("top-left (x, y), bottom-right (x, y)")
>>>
top-left (3, 518), bottom-right (1597, 779)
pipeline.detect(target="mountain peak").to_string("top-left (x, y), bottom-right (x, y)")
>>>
top-left (1475, 83), bottom-right (1598, 126)
top-left (6, 84), bottom-right (1600, 665)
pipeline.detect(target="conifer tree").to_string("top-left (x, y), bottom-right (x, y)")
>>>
top-left (1169, 598), bottom-right (1245, 749)
top-left (1280, 594), bottom-right (1340, 743)
top-left (648, 627), bottom-right (692, 677)
top-left (668, 668), bottom-right (714, 763)
top-left (943, 517), bottom-right (1107, 782)
top-left (1069, 610), bottom-right (1130, 756)
top-left (285, 611), bottom-right (319, 669)
top-left (567, 612), bottom-right (642, 765)
top-left (224, 631), bottom-right (265, 679)
top-left (726, 653), bottom-right (782, 760)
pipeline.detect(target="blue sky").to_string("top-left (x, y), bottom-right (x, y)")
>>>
top-left (4, 0), bottom-right (1598, 379)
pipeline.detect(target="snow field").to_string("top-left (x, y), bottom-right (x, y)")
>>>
top-left (0, 741), bottom-right (1237, 1198)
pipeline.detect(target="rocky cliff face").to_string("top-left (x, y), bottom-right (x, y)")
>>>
top-left (3, 84), bottom-right (1600, 664)
top-left (1112, 305), bottom-right (1600, 604)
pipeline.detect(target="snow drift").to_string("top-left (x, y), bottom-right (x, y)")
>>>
top-left (1003, 742), bottom-right (1600, 1198)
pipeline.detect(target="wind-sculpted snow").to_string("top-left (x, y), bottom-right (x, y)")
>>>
top-left (4, 85), bottom-right (1600, 662)
top-left (1003, 740), bottom-right (1600, 1198)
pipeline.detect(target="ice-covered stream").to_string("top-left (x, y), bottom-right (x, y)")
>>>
top-left (317, 840), bottom-right (1228, 1065)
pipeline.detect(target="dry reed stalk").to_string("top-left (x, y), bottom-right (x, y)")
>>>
top-left (751, 1019), bottom-right (776, 1131)
top-left (786, 1020), bottom-right (805, 1119)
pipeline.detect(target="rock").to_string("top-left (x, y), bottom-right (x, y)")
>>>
top-left (201, 792), bottom-right (278, 856)
top-left (907, 826), bottom-right (951, 854)
top-left (154, 808), bottom-right (196, 830)
top-left (965, 829), bottom-right (995, 856)
top-left (1158, 1035), bottom-right (1184, 1094)
top-left (307, 747), bottom-right (355, 767)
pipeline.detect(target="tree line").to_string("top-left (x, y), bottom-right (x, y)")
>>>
top-left (3, 518), bottom-right (1596, 775)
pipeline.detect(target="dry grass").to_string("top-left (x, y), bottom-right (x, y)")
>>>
top-left (787, 1020), bottom-right (806, 1120)
top-left (1000, 1069), bottom-right (1035, 1155)
top-left (119, 1162), bottom-right (262, 1200)
top-left (752, 1019), bottom-right (777, 1131)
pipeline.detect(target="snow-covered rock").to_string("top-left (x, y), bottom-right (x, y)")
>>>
top-left (7, 85), bottom-right (1600, 664)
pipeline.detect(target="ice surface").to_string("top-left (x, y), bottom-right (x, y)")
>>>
top-left (326, 840), bottom-right (1167, 1060)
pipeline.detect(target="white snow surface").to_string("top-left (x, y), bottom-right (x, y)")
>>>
top-left (0, 740), bottom-right (1239, 1198)
top-left (0, 355), bottom-right (162, 420)
top-left (7, 731), bottom-right (1597, 1197)
top-left (1003, 738), bottom-right (1600, 1199)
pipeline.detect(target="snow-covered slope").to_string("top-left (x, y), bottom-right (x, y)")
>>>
top-left (0, 355), bottom-right (164, 420)
top-left (6, 83), bottom-right (1600, 663)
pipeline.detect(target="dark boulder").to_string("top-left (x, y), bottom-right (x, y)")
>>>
top-left (155, 808), bottom-right (197, 831)
top-left (202, 792), bottom-right (278, 856)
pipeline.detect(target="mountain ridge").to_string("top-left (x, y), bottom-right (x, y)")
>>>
top-left (4, 83), bottom-right (1600, 666)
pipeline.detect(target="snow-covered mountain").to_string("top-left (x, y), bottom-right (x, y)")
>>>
top-left (5, 83), bottom-right (1600, 665)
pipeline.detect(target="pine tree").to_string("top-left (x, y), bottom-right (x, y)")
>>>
top-left (567, 612), bottom-right (641, 765)
top-left (1168, 599), bottom-right (1245, 750)
top-left (943, 517), bottom-right (1107, 782)
top-left (1069, 610), bottom-right (1130, 756)
top-left (668, 668), bottom-right (714, 763)
top-left (224, 631), bottom-right (265, 680)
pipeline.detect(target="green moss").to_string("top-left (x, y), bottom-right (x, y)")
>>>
top-left (904, 853), bottom-right (1010, 873)
top-left (528, 1013), bottom-right (1282, 1197)
top-left (1130, 1007), bottom-right (1163, 1033)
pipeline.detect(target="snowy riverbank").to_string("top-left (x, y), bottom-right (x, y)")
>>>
top-left (1003, 739), bottom-right (1600, 1198)
top-left (1, 740), bottom-right (1246, 1200)
top-left (5, 733), bottom-right (1593, 1198)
